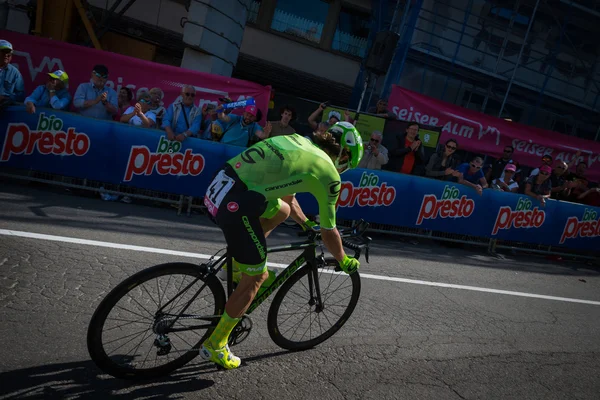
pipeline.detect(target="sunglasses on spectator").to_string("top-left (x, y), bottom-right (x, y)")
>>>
top-left (446, 144), bottom-right (457, 151)
top-left (370, 138), bottom-right (380, 143)
top-left (1, 49), bottom-right (13, 55)
top-left (93, 71), bottom-right (108, 79)
top-left (540, 171), bottom-right (550, 176)
top-left (183, 93), bottom-right (196, 97)
top-left (504, 149), bottom-right (513, 153)
top-left (555, 166), bottom-right (566, 170)
top-left (470, 163), bottom-right (481, 169)
top-left (139, 99), bottom-right (151, 104)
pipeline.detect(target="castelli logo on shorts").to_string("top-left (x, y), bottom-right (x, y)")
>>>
top-left (492, 197), bottom-right (545, 235)
top-left (227, 202), bottom-right (239, 212)
top-left (336, 172), bottom-right (396, 208)
top-left (235, 162), bottom-right (241, 169)
top-left (124, 136), bottom-right (205, 182)
top-left (416, 185), bottom-right (475, 225)
top-left (1, 113), bottom-right (91, 162)
top-left (560, 208), bottom-right (600, 244)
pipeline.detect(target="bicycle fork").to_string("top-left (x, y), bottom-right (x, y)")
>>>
top-left (308, 259), bottom-right (325, 313)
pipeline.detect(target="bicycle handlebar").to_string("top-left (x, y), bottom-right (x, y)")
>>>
top-left (298, 219), bottom-right (372, 263)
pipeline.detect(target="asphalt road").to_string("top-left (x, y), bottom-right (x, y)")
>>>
top-left (1, 180), bottom-right (599, 400)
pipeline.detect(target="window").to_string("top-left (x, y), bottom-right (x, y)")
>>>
top-left (247, 0), bottom-right (261, 24)
top-left (270, 0), bottom-right (330, 44)
top-left (333, 6), bottom-right (370, 57)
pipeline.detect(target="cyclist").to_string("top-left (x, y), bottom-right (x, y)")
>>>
top-left (201, 121), bottom-right (364, 370)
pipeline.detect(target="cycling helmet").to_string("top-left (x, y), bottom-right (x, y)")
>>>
top-left (328, 121), bottom-right (364, 173)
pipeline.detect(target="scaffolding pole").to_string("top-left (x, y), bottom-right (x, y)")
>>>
top-left (497, 0), bottom-right (540, 118)
top-left (440, 0), bottom-right (474, 101)
top-left (381, 0), bottom-right (423, 100)
top-left (527, 2), bottom-right (574, 124)
top-left (493, 0), bottom-right (522, 74)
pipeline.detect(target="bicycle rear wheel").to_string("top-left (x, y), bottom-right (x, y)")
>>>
top-left (87, 262), bottom-right (225, 380)
top-left (267, 258), bottom-right (361, 351)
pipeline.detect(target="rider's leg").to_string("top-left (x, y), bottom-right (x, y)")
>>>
top-left (224, 269), bottom-right (269, 318)
top-left (203, 190), bottom-right (273, 369)
top-left (260, 199), bottom-right (291, 238)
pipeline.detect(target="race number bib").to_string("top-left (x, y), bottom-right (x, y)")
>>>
top-left (203, 170), bottom-right (235, 217)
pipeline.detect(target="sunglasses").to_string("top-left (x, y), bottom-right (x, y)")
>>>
top-left (540, 171), bottom-right (550, 176)
top-left (555, 166), bottom-right (566, 170)
top-left (370, 138), bottom-right (380, 143)
top-left (1, 49), bottom-right (13, 55)
top-left (446, 144), bottom-right (457, 151)
top-left (139, 99), bottom-right (151, 104)
top-left (504, 149), bottom-right (513, 153)
top-left (470, 163), bottom-right (481, 169)
top-left (183, 93), bottom-right (196, 97)
top-left (93, 71), bottom-right (108, 79)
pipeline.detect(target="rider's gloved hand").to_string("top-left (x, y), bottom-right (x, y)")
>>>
top-left (340, 255), bottom-right (360, 275)
top-left (301, 218), bottom-right (320, 232)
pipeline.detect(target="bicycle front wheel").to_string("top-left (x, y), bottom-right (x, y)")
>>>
top-left (267, 258), bottom-right (361, 351)
top-left (87, 262), bottom-right (226, 380)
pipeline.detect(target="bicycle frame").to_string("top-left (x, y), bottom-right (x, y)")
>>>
top-left (154, 238), bottom-right (322, 333)
top-left (155, 220), bottom-right (369, 333)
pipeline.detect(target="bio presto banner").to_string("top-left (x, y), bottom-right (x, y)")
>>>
top-left (1, 107), bottom-right (598, 252)
top-left (2, 30), bottom-right (271, 122)
top-left (388, 86), bottom-right (600, 182)
top-left (0, 107), bottom-right (242, 195)
top-left (297, 168), bottom-right (599, 252)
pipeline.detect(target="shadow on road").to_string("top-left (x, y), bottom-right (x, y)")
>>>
top-left (0, 348), bottom-right (296, 399)
top-left (0, 358), bottom-right (214, 399)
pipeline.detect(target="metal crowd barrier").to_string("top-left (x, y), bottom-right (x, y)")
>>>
top-left (1, 167), bottom-right (599, 263)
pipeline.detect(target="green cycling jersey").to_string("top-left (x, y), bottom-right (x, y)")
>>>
top-left (226, 134), bottom-right (341, 229)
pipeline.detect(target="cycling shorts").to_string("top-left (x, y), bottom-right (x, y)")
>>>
top-left (203, 165), bottom-right (269, 276)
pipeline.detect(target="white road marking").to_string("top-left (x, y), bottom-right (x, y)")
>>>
top-left (2, 229), bottom-right (599, 306)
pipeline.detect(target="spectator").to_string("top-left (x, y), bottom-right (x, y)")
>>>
top-left (386, 122), bottom-right (425, 174)
top-left (528, 154), bottom-right (554, 177)
top-left (491, 163), bottom-right (519, 193)
top-left (549, 161), bottom-right (574, 200)
top-left (358, 131), bottom-right (388, 170)
top-left (120, 91), bottom-right (156, 128)
top-left (24, 70), bottom-right (71, 114)
top-left (456, 156), bottom-right (488, 195)
top-left (485, 145), bottom-right (514, 182)
top-left (73, 64), bottom-right (118, 120)
top-left (308, 102), bottom-right (340, 131)
top-left (425, 139), bottom-right (461, 180)
top-left (213, 105), bottom-right (269, 147)
top-left (565, 161), bottom-right (594, 203)
top-left (0, 40), bottom-right (25, 104)
top-left (114, 87), bottom-right (134, 121)
top-left (576, 187), bottom-right (600, 207)
top-left (367, 98), bottom-right (395, 119)
top-left (149, 87), bottom-right (166, 128)
top-left (524, 165), bottom-right (552, 207)
top-left (268, 105), bottom-right (296, 137)
top-left (162, 85), bottom-right (201, 142)
top-left (199, 103), bottom-right (218, 139)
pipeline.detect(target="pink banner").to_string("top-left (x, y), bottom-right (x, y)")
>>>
top-left (389, 86), bottom-right (600, 182)
top-left (2, 30), bottom-right (271, 123)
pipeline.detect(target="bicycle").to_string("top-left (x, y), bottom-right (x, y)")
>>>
top-left (87, 219), bottom-right (372, 380)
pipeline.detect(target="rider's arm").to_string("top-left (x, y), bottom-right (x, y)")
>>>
top-left (321, 228), bottom-right (345, 262)
top-left (282, 194), bottom-right (308, 225)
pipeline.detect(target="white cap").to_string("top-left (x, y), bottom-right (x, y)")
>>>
top-left (0, 40), bottom-right (13, 51)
